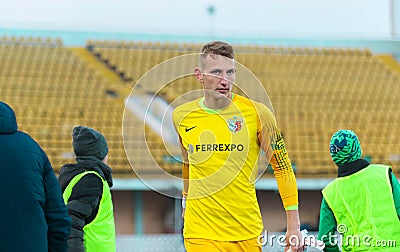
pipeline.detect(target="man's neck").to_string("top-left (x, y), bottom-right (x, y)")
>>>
top-left (203, 92), bottom-right (232, 110)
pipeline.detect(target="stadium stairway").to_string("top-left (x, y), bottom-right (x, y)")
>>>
top-left (68, 47), bottom-right (132, 101)
top-left (375, 54), bottom-right (400, 75)
top-left (68, 47), bottom-right (170, 177)
top-left (69, 46), bottom-right (182, 176)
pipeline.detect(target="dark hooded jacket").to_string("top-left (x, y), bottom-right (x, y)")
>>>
top-left (0, 101), bottom-right (71, 252)
top-left (58, 156), bottom-right (113, 252)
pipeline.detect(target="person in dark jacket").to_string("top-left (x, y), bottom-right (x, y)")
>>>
top-left (58, 126), bottom-right (116, 252)
top-left (0, 101), bottom-right (71, 252)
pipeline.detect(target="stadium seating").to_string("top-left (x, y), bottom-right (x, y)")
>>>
top-left (2, 37), bottom-right (399, 177)
top-left (87, 40), bottom-right (400, 177)
top-left (0, 37), bottom-right (136, 175)
top-left (87, 40), bottom-right (196, 84)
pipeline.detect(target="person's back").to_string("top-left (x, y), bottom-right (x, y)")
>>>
top-left (323, 164), bottom-right (400, 250)
top-left (0, 101), bottom-right (71, 252)
top-left (58, 126), bottom-right (116, 252)
top-left (318, 129), bottom-right (400, 251)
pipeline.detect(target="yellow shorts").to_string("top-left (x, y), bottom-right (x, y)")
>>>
top-left (184, 237), bottom-right (262, 252)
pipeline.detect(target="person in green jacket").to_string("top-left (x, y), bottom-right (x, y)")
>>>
top-left (58, 126), bottom-right (116, 252)
top-left (318, 129), bottom-right (400, 251)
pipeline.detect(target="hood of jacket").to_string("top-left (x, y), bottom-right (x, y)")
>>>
top-left (0, 101), bottom-right (18, 134)
top-left (59, 156), bottom-right (113, 188)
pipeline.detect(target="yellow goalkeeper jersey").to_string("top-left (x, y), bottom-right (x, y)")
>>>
top-left (172, 94), bottom-right (298, 241)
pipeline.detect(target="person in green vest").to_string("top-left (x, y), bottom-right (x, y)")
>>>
top-left (58, 126), bottom-right (116, 252)
top-left (318, 129), bottom-right (400, 251)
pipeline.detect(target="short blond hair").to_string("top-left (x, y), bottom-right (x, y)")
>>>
top-left (198, 41), bottom-right (234, 68)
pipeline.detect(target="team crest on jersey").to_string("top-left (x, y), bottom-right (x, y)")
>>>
top-left (227, 116), bottom-right (243, 133)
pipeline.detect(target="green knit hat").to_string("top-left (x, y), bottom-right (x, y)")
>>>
top-left (72, 126), bottom-right (108, 160)
top-left (329, 129), bottom-right (362, 166)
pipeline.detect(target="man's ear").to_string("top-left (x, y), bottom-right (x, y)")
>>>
top-left (194, 68), bottom-right (203, 82)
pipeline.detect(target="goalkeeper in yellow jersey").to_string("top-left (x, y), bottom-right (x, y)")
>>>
top-left (172, 41), bottom-right (304, 252)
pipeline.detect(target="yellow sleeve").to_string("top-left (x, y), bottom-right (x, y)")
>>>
top-left (172, 108), bottom-right (189, 198)
top-left (182, 161), bottom-right (189, 198)
top-left (179, 134), bottom-right (189, 197)
top-left (255, 103), bottom-right (299, 208)
top-left (269, 134), bottom-right (299, 208)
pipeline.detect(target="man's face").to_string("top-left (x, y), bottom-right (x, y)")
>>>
top-left (196, 54), bottom-right (236, 99)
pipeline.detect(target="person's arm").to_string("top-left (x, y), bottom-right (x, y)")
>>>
top-left (285, 209), bottom-right (302, 251)
top-left (256, 104), bottom-right (298, 208)
top-left (268, 134), bottom-right (299, 208)
top-left (172, 110), bottom-right (189, 219)
top-left (256, 104), bottom-right (302, 251)
top-left (179, 135), bottom-right (189, 219)
top-left (66, 174), bottom-right (103, 252)
top-left (389, 171), bottom-right (400, 219)
top-left (268, 134), bottom-right (303, 251)
top-left (42, 153), bottom-right (71, 252)
top-left (318, 197), bottom-right (340, 252)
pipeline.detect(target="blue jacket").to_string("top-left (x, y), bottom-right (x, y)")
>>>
top-left (0, 101), bottom-right (71, 252)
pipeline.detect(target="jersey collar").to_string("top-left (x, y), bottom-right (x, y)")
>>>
top-left (199, 93), bottom-right (235, 114)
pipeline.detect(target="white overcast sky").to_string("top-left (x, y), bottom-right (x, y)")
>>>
top-left (0, 0), bottom-right (396, 39)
